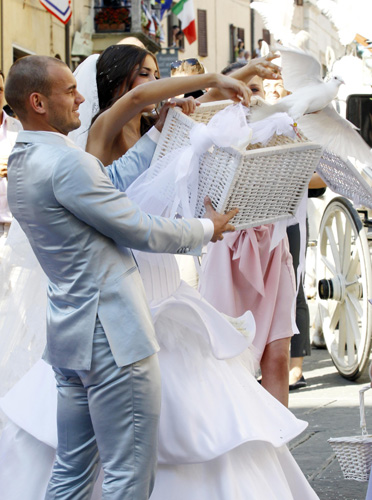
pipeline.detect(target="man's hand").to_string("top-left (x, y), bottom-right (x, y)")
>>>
top-left (215, 74), bottom-right (252, 106)
top-left (204, 196), bottom-right (238, 242)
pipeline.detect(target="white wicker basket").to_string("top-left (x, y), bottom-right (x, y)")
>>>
top-left (329, 386), bottom-right (372, 482)
top-left (152, 101), bottom-right (323, 229)
top-left (317, 150), bottom-right (372, 209)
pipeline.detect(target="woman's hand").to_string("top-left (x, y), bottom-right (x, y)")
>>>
top-left (170, 96), bottom-right (200, 115)
top-left (155, 97), bottom-right (200, 132)
top-left (214, 74), bottom-right (252, 106)
top-left (248, 53), bottom-right (281, 80)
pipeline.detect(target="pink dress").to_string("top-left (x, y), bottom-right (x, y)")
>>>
top-left (199, 224), bottom-right (296, 364)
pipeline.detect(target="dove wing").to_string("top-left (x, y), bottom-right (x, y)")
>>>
top-left (298, 105), bottom-right (372, 167)
top-left (277, 45), bottom-right (323, 92)
top-left (316, 0), bottom-right (372, 46)
top-left (250, 0), bottom-right (294, 43)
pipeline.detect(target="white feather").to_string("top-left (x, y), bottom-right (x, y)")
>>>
top-left (297, 105), bottom-right (372, 168)
top-left (250, 0), bottom-right (309, 47)
top-left (317, 0), bottom-right (372, 46)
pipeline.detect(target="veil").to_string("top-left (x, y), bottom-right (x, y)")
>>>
top-left (0, 220), bottom-right (47, 404)
top-left (69, 53), bottom-right (100, 150)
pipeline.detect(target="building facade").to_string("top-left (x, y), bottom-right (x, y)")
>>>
top-left (0, 1), bottom-right (364, 79)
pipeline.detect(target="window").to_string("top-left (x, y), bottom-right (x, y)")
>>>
top-left (263, 29), bottom-right (271, 45)
top-left (197, 9), bottom-right (208, 57)
top-left (237, 28), bottom-right (245, 46)
top-left (167, 12), bottom-right (184, 50)
top-left (13, 45), bottom-right (34, 63)
top-left (229, 24), bottom-right (235, 63)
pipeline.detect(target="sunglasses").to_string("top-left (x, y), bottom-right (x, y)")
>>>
top-left (170, 58), bottom-right (202, 70)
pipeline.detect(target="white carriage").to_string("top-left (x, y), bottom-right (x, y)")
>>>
top-left (309, 93), bottom-right (372, 380)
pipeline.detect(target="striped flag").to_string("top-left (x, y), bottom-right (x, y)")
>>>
top-left (172, 0), bottom-right (196, 44)
top-left (39, 0), bottom-right (72, 24)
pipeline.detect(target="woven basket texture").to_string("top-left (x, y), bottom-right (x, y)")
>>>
top-left (152, 101), bottom-right (323, 228)
top-left (317, 150), bottom-right (372, 209)
top-left (328, 435), bottom-right (372, 481)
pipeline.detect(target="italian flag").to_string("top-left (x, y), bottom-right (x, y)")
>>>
top-left (172, 0), bottom-right (197, 45)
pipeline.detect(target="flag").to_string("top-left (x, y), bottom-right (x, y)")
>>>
top-left (142, 3), bottom-right (156, 35)
top-left (39, 0), bottom-right (72, 25)
top-left (172, 0), bottom-right (196, 44)
top-left (155, 0), bottom-right (172, 20)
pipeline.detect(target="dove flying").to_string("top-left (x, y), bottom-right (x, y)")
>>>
top-left (253, 45), bottom-right (372, 178)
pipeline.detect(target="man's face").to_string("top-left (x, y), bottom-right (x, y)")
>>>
top-left (43, 64), bottom-right (84, 135)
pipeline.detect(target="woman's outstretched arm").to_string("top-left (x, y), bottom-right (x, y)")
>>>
top-left (87, 73), bottom-right (251, 157)
top-left (199, 54), bottom-right (281, 103)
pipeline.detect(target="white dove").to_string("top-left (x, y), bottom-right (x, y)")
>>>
top-left (251, 45), bottom-right (344, 123)
top-left (317, 0), bottom-right (372, 46)
top-left (250, 0), bottom-right (309, 48)
top-left (251, 45), bottom-right (372, 174)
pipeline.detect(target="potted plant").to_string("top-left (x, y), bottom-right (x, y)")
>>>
top-left (95, 7), bottom-right (130, 32)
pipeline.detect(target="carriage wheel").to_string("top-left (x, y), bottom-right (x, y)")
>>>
top-left (316, 197), bottom-right (372, 380)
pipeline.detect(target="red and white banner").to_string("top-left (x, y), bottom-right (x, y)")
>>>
top-left (39, 0), bottom-right (72, 25)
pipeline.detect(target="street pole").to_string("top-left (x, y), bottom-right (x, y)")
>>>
top-left (65, 19), bottom-right (71, 68)
top-left (250, 0), bottom-right (255, 58)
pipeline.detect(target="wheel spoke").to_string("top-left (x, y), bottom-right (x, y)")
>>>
top-left (338, 216), bottom-right (352, 274)
top-left (328, 302), bottom-right (340, 332)
top-left (346, 289), bottom-right (363, 318)
top-left (320, 254), bottom-right (337, 277)
top-left (325, 224), bottom-right (341, 273)
top-left (346, 246), bottom-right (360, 281)
top-left (337, 307), bottom-right (346, 359)
top-left (345, 297), bottom-right (360, 356)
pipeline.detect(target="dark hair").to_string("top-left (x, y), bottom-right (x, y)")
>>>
top-left (0, 70), bottom-right (4, 81)
top-left (4, 55), bottom-right (66, 120)
top-left (95, 44), bottom-right (159, 134)
top-left (221, 62), bottom-right (245, 75)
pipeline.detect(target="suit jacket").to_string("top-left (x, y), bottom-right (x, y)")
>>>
top-left (7, 131), bottom-right (204, 370)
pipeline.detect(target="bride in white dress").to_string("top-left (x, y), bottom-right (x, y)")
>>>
top-left (0, 46), bottom-right (319, 499)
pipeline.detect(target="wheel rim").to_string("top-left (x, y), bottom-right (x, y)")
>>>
top-left (317, 198), bottom-right (372, 378)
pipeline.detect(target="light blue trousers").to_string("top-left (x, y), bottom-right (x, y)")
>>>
top-left (45, 318), bottom-right (161, 500)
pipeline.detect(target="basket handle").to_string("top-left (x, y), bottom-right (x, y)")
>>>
top-left (360, 385), bottom-right (371, 436)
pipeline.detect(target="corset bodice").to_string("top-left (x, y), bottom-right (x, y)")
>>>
top-left (134, 252), bottom-right (181, 303)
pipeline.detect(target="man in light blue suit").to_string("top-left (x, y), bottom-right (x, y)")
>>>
top-left (5, 55), bottom-right (237, 500)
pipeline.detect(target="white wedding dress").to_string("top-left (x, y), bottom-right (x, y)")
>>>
top-left (0, 220), bottom-right (319, 499)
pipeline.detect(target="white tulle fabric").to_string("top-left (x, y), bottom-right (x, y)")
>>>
top-left (0, 221), bottom-right (47, 400)
top-left (250, 111), bottom-right (297, 146)
top-left (68, 54), bottom-right (100, 150)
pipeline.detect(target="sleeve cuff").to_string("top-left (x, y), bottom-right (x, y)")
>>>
top-left (199, 218), bottom-right (214, 245)
top-left (146, 126), bottom-right (161, 144)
